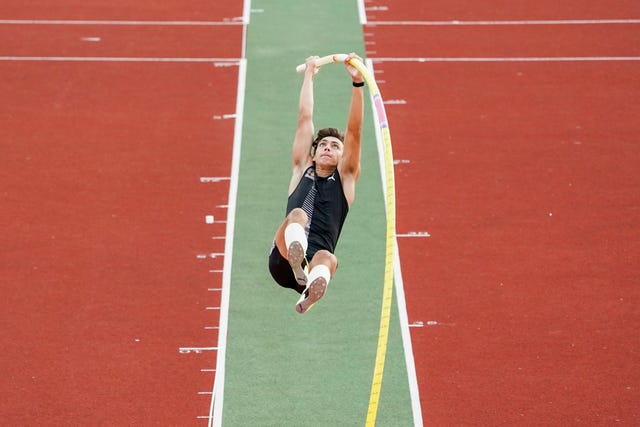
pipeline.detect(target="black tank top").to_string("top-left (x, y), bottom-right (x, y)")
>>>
top-left (286, 166), bottom-right (349, 257)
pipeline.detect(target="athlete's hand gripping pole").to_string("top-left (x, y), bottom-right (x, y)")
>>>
top-left (295, 53), bottom-right (380, 113)
top-left (295, 54), bottom-right (350, 73)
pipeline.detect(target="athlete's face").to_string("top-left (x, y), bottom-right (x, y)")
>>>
top-left (313, 137), bottom-right (343, 166)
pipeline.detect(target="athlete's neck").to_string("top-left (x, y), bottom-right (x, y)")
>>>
top-left (315, 164), bottom-right (336, 178)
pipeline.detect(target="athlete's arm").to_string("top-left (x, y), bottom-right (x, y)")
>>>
top-left (289, 56), bottom-right (318, 193)
top-left (339, 53), bottom-right (364, 205)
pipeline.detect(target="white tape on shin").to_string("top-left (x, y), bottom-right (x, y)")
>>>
top-left (284, 223), bottom-right (308, 252)
top-left (308, 264), bottom-right (331, 286)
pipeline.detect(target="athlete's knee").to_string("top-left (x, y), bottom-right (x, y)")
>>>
top-left (310, 250), bottom-right (337, 275)
top-left (287, 208), bottom-right (308, 225)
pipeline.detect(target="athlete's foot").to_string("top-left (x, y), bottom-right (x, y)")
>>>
top-left (287, 241), bottom-right (308, 287)
top-left (295, 276), bottom-right (327, 314)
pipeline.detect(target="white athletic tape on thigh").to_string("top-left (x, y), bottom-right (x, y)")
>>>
top-left (284, 223), bottom-right (308, 252)
top-left (308, 264), bottom-right (331, 285)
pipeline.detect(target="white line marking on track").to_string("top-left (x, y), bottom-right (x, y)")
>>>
top-left (180, 347), bottom-right (218, 354)
top-left (0, 19), bottom-right (243, 26)
top-left (366, 6), bottom-right (389, 12)
top-left (241, 1), bottom-right (251, 58)
top-left (200, 177), bottom-right (231, 183)
top-left (397, 231), bottom-right (431, 238)
top-left (392, 242), bottom-right (424, 426)
top-left (213, 113), bottom-right (237, 120)
top-left (196, 253), bottom-right (224, 259)
top-left (0, 56), bottom-right (241, 63)
top-left (357, 0), bottom-right (368, 25)
top-left (367, 19), bottom-right (640, 26)
top-left (384, 99), bottom-right (407, 105)
top-left (372, 56), bottom-right (640, 62)
top-left (209, 56), bottom-right (247, 427)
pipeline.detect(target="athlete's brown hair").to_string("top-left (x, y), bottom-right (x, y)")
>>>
top-left (311, 127), bottom-right (344, 156)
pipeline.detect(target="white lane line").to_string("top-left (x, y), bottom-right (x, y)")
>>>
top-left (397, 231), bottom-right (431, 238)
top-left (0, 19), bottom-right (243, 26)
top-left (241, 0), bottom-right (251, 58)
top-left (201, 177), bottom-right (232, 182)
top-left (367, 19), bottom-right (640, 26)
top-left (372, 56), bottom-right (640, 62)
top-left (357, 0), bottom-right (368, 25)
top-left (209, 56), bottom-right (247, 427)
top-left (393, 242), bottom-right (424, 427)
top-left (367, 58), bottom-right (424, 427)
top-left (179, 347), bottom-right (218, 354)
top-left (0, 56), bottom-right (241, 63)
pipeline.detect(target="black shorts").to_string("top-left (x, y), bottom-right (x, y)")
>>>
top-left (268, 245), bottom-right (306, 294)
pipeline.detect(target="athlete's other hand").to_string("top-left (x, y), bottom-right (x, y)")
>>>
top-left (305, 56), bottom-right (320, 78)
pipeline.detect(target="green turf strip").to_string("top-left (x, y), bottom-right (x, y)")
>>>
top-left (223, 1), bottom-right (414, 425)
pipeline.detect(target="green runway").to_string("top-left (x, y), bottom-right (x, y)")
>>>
top-left (223, 1), bottom-right (414, 425)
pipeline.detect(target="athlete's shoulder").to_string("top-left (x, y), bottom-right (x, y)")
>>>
top-left (303, 166), bottom-right (315, 179)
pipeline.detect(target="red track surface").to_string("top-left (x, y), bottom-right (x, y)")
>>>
top-left (3, 1), bottom-right (242, 21)
top-left (364, 0), bottom-right (640, 21)
top-left (366, 0), bottom-right (640, 424)
top-left (1, 2), bottom-right (241, 425)
top-left (367, 24), bottom-right (640, 58)
top-left (2, 60), bottom-right (236, 425)
top-left (0, 24), bottom-right (242, 58)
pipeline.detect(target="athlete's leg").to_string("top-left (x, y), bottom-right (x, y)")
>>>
top-left (268, 245), bottom-right (306, 294)
top-left (308, 250), bottom-right (338, 275)
top-left (295, 250), bottom-right (337, 314)
top-left (274, 208), bottom-right (309, 287)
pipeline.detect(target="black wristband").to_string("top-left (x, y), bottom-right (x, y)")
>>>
top-left (352, 81), bottom-right (365, 87)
